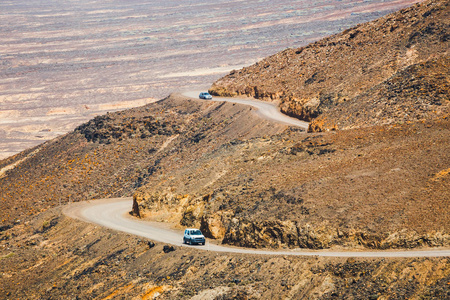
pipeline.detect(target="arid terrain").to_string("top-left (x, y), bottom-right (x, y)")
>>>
top-left (1, 94), bottom-right (448, 298)
top-left (1, 207), bottom-right (449, 299)
top-left (0, 0), bottom-right (421, 159)
top-left (1, 0), bottom-right (449, 299)
top-left (210, 0), bottom-right (449, 131)
top-left (131, 0), bottom-right (449, 251)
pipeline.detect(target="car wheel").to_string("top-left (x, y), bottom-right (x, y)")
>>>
top-left (188, 239), bottom-right (191, 245)
top-left (202, 242), bottom-right (205, 245)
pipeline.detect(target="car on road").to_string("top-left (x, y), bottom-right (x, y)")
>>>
top-left (199, 92), bottom-right (212, 100)
top-left (183, 228), bottom-right (205, 245)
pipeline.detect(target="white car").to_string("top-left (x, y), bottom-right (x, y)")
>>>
top-left (183, 228), bottom-right (206, 245)
top-left (199, 92), bottom-right (212, 100)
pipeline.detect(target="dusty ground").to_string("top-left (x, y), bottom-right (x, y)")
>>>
top-left (0, 0), bottom-right (421, 159)
top-left (0, 95), bottom-right (286, 228)
top-left (1, 94), bottom-right (448, 250)
top-left (1, 207), bottom-right (449, 299)
top-left (1, 1), bottom-right (448, 298)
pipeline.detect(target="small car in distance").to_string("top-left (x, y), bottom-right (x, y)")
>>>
top-left (199, 92), bottom-right (213, 100)
top-left (183, 228), bottom-right (206, 245)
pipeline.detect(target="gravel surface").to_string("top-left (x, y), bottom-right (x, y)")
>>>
top-left (64, 198), bottom-right (450, 258)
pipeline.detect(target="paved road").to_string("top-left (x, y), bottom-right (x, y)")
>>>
top-left (63, 198), bottom-right (450, 258)
top-left (182, 91), bottom-right (309, 129)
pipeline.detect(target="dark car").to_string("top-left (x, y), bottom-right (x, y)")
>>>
top-left (199, 92), bottom-right (213, 100)
top-left (183, 228), bottom-right (206, 245)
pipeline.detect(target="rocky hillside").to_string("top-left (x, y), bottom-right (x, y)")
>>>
top-left (2, 208), bottom-right (449, 299)
top-left (130, 0), bottom-right (450, 250)
top-left (2, 93), bottom-right (448, 298)
top-left (1, 0), bottom-right (448, 252)
top-left (309, 56), bottom-right (449, 131)
top-left (134, 115), bottom-right (449, 250)
top-left (1, 0), bottom-right (449, 298)
top-left (0, 95), bottom-right (285, 228)
top-left (209, 0), bottom-right (449, 131)
top-left (1, 99), bottom-right (449, 299)
top-left (2, 93), bottom-right (448, 252)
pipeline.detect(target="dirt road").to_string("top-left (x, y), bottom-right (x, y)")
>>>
top-left (63, 198), bottom-right (450, 258)
top-left (182, 91), bottom-right (309, 129)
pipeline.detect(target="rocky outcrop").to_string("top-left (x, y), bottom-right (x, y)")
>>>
top-left (180, 202), bottom-right (205, 227)
top-left (76, 113), bottom-right (180, 144)
top-left (133, 190), bottom-right (211, 228)
top-left (222, 218), bottom-right (450, 250)
top-left (210, 0), bottom-right (450, 128)
top-left (222, 219), bottom-right (301, 249)
top-left (131, 197), bottom-right (141, 218)
top-left (133, 189), bottom-right (233, 240)
top-left (134, 191), bottom-right (428, 250)
top-left (200, 212), bottom-right (232, 240)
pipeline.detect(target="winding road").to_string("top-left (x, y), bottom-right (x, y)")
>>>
top-left (63, 198), bottom-right (450, 258)
top-left (182, 91), bottom-right (309, 129)
top-left (62, 93), bottom-right (449, 258)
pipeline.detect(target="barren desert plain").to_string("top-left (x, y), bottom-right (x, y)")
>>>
top-left (0, 0), bottom-right (421, 159)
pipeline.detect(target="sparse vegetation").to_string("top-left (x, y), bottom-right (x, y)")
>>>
top-left (0, 0), bottom-right (449, 298)
top-left (210, 0), bottom-right (449, 131)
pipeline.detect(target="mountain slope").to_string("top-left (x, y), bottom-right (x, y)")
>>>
top-left (1, 1), bottom-right (450, 298)
top-left (1, 1), bottom-right (449, 251)
top-left (134, 116), bottom-right (449, 249)
top-left (209, 0), bottom-right (449, 131)
top-left (0, 95), bottom-right (285, 227)
top-left (2, 209), bottom-right (449, 299)
top-left (310, 56), bottom-right (449, 131)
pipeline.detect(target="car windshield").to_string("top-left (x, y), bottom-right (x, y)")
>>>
top-left (190, 230), bottom-right (202, 235)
